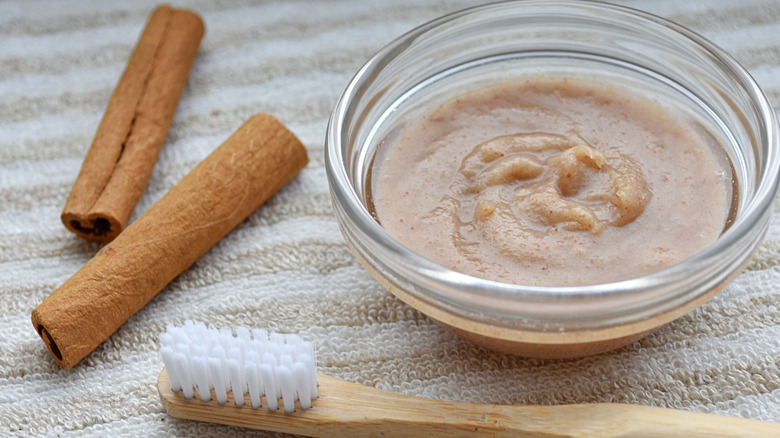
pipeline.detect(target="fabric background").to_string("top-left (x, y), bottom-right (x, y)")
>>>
top-left (1, 0), bottom-right (779, 436)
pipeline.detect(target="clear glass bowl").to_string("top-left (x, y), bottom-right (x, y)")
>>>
top-left (325, 1), bottom-right (779, 357)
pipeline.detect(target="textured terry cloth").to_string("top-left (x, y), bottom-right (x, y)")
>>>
top-left (1, 0), bottom-right (779, 436)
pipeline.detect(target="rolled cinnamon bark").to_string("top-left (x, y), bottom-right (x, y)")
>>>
top-left (62, 5), bottom-right (204, 242)
top-left (33, 114), bottom-right (309, 369)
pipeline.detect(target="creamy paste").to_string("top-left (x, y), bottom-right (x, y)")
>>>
top-left (372, 77), bottom-right (731, 286)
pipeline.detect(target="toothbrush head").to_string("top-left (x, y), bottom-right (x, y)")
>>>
top-left (159, 321), bottom-right (318, 413)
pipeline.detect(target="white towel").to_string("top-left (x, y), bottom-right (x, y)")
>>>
top-left (1, 0), bottom-right (778, 436)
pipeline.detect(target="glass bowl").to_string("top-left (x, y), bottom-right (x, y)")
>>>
top-left (325, 0), bottom-right (779, 357)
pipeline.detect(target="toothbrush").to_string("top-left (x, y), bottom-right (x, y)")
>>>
top-left (157, 322), bottom-right (780, 437)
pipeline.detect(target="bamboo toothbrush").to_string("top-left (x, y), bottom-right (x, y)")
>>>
top-left (157, 322), bottom-right (780, 437)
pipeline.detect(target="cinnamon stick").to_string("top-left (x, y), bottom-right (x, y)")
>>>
top-left (61, 5), bottom-right (204, 242)
top-left (33, 114), bottom-right (309, 369)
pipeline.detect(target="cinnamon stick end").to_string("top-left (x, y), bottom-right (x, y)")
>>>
top-left (61, 211), bottom-right (122, 242)
top-left (171, 7), bottom-right (205, 34)
top-left (31, 310), bottom-right (74, 369)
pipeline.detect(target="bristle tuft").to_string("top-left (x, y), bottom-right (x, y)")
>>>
top-left (160, 321), bottom-right (318, 411)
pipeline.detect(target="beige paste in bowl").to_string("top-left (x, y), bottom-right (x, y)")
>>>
top-left (373, 77), bottom-right (732, 287)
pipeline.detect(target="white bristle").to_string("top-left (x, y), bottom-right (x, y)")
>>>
top-left (236, 327), bottom-right (251, 343)
top-left (174, 351), bottom-right (195, 400)
top-left (277, 365), bottom-right (296, 413)
top-left (259, 364), bottom-right (278, 411)
top-left (270, 332), bottom-right (285, 347)
top-left (246, 362), bottom-right (262, 408)
top-left (192, 355), bottom-right (211, 401)
top-left (280, 353), bottom-right (293, 369)
top-left (227, 361), bottom-right (244, 406)
top-left (261, 352), bottom-right (281, 398)
top-left (209, 357), bottom-right (228, 404)
top-left (160, 321), bottom-right (318, 412)
top-left (252, 328), bottom-right (268, 343)
top-left (159, 347), bottom-right (179, 391)
top-left (294, 362), bottom-right (312, 409)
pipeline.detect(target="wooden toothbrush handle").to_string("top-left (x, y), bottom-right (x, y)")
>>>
top-left (158, 370), bottom-right (780, 437)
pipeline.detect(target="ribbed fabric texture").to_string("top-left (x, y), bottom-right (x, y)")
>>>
top-left (1, 0), bottom-right (779, 436)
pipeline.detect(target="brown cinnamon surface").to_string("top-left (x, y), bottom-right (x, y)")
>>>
top-left (33, 114), bottom-right (309, 369)
top-left (61, 5), bottom-right (204, 242)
